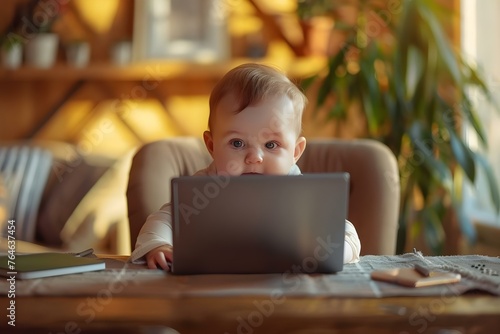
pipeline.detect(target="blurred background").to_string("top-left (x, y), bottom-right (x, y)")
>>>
top-left (0, 0), bottom-right (342, 152)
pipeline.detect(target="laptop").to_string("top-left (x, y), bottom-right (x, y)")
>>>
top-left (170, 173), bottom-right (350, 275)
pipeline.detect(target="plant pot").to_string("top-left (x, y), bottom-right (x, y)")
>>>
top-left (1, 43), bottom-right (23, 69)
top-left (300, 16), bottom-right (334, 56)
top-left (25, 33), bottom-right (59, 68)
top-left (66, 42), bottom-right (90, 68)
top-left (111, 41), bottom-right (132, 66)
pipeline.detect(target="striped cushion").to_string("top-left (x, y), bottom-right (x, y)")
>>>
top-left (0, 146), bottom-right (52, 242)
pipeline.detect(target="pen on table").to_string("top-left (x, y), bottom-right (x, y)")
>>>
top-left (414, 263), bottom-right (431, 277)
top-left (75, 248), bottom-right (94, 257)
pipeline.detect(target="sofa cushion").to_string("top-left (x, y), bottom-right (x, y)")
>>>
top-left (59, 148), bottom-right (134, 254)
top-left (0, 145), bottom-right (52, 242)
top-left (36, 142), bottom-right (111, 247)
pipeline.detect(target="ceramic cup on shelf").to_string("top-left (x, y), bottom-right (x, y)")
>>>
top-left (66, 41), bottom-right (90, 68)
top-left (25, 33), bottom-right (59, 68)
top-left (111, 40), bottom-right (132, 66)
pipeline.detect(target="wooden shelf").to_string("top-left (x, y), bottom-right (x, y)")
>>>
top-left (0, 58), bottom-right (327, 81)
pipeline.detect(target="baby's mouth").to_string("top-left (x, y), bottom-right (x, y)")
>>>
top-left (241, 172), bottom-right (262, 175)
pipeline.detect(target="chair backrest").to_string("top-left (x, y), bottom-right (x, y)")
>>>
top-left (296, 139), bottom-right (400, 255)
top-left (126, 137), bottom-right (400, 255)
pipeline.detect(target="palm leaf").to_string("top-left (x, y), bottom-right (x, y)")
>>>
top-left (446, 125), bottom-right (476, 182)
top-left (461, 94), bottom-right (488, 147)
top-left (409, 122), bottom-right (453, 193)
top-left (422, 206), bottom-right (445, 254)
top-left (418, 3), bottom-right (461, 84)
top-left (452, 198), bottom-right (477, 244)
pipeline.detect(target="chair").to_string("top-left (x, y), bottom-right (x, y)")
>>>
top-left (126, 137), bottom-right (400, 255)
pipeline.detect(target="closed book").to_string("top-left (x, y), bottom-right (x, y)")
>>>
top-left (0, 252), bottom-right (106, 279)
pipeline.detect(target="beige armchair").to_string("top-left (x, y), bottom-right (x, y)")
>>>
top-left (127, 137), bottom-right (400, 255)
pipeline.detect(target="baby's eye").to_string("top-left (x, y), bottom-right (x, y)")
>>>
top-left (230, 140), bottom-right (244, 148)
top-left (265, 141), bottom-right (278, 149)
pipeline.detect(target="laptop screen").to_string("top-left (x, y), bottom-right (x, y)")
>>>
top-left (171, 173), bottom-right (349, 274)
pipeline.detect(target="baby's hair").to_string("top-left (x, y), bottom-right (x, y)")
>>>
top-left (208, 63), bottom-right (307, 135)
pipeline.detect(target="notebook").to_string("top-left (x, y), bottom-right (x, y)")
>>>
top-left (171, 173), bottom-right (350, 275)
top-left (0, 252), bottom-right (106, 279)
top-left (371, 267), bottom-right (461, 287)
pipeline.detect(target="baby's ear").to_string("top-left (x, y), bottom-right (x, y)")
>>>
top-left (294, 137), bottom-right (307, 163)
top-left (203, 131), bottom-right (215, 157)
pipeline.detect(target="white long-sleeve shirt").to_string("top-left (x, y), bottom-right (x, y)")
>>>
top-left (130, 163), bottom-right (361, 264)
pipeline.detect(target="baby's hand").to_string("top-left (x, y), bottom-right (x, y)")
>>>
top-left (146, 245), bottom-right (173, 271)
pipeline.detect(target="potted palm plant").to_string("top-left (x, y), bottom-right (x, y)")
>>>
top-left (301, 0), bottom-right (499, 254)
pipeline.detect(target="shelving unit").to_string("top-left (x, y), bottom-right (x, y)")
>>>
top-left (1, 0), bottom-right (329, 143)
top-left (0, 57), bottom-right (326, 81)
top-left (0, 57), bottom-right (326, 141)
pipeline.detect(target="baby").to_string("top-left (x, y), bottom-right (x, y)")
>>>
top-left (130, 63), bottom-right (361, 270)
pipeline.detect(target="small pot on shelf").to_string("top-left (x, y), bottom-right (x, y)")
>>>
top-left (0, 35), bottom-right (23, 69)
top-left (25, 33), bottom-right (59, 68)
top-left (66, 40), bottom-right (90, 68)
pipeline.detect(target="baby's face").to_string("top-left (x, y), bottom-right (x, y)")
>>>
top-left (204, 94), bottom-right (306, 176)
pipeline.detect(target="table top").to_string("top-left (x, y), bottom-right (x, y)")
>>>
top-left (1, 294), bottom-right (499, 333)
top-left (1, 254), bottom-right (500, 333)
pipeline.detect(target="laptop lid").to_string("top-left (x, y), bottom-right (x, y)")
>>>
top-left (171, 173), bottom-right (349, 275)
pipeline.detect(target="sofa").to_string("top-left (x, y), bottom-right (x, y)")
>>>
top-left (0, 140), bottom-right (133, 255)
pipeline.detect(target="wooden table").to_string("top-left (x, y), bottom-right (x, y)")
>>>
top-left (1, 294), bottom-right (500, 333)
top-left (1, 255), bottom-right (500, 333)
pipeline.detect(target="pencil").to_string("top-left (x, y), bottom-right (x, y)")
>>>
top-left (74, 248), bottom-right (94, 257)
top-left (414, 263), bottom-right (430, 277)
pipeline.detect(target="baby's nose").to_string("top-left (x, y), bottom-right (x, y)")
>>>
top-left (245, 147), bottom-right (263, 164)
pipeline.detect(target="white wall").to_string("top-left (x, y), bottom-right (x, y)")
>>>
top-left (461, 0), bottom-right (500, 225)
